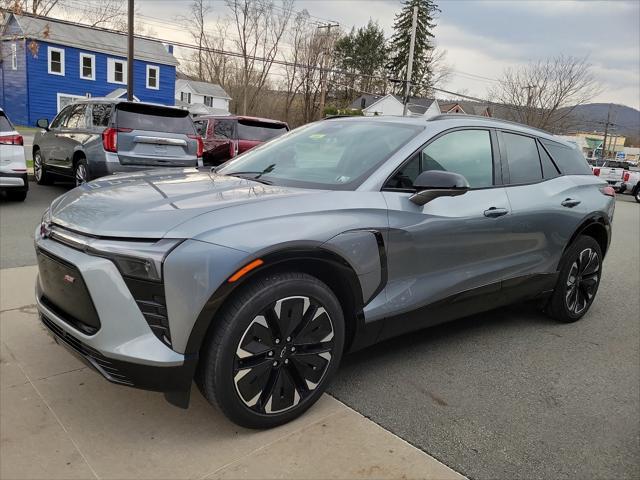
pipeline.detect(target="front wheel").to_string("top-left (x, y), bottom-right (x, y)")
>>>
top-left (196, 272), bottom-right (345, 428)
top-left (34, 150), bottom-right (53, 185)
top-left (74, 158), bottom-right (89, 186)
top-left (547, 236), bottom-right (602, 323)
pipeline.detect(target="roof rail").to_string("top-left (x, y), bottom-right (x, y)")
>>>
top-left (429, 113), bottom-right (553, 135)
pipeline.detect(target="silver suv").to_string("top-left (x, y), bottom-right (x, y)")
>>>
top-left (34, 115), bottom-right (615, 428)
top-left (33, 99), bottom-right (203, 186)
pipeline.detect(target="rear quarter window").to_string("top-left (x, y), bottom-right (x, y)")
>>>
top-left (115, 103), bottom-right (195, 134)
top-left (0, 112), bottom-right (13, 131)
top-left (540, 139), bottom-right (592, 175)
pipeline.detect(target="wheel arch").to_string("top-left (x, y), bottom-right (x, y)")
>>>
top-left (562, 214), bottom-right (611, 262)
top-left (185, 247), bottom-right (367, 359)
top-left (71, 149), bottom-right (86, 167)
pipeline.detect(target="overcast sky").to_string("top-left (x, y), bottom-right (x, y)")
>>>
top-left (137, 0), bottom-right (640, 109)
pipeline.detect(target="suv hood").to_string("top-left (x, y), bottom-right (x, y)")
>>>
top-left (50, 168), bottom-right (314, 238)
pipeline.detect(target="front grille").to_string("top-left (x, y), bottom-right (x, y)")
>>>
top-left (41, 315), bottom-right (133, 386)
top-left (122, 277), bottom-right (172, 347)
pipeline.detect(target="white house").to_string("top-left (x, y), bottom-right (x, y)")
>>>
top-left (349, 94), bottom-right (441, 118)
top-left (175, 78), bottom-right (231, 115)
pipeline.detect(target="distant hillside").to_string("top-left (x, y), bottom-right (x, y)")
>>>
top-left (563, 103), bottom-right (640, 139)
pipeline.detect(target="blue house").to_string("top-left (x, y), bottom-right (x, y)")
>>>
top-left (0, 13), bottom-right (178, 126)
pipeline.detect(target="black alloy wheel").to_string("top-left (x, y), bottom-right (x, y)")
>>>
top-left (548, 235), bottom-right (602, 323)
top-left (233, 296), bottom-right (335, 414)
top-left (196, 272), bottom-right (345, 428)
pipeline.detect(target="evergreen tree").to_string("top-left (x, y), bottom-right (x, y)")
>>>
top-left (388, 0), bottom-right (440, 96)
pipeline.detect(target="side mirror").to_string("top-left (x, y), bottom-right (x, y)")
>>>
top-left (36, 118), bottom-right (49, 130)
top-left (409, 170), bottom-right (470, 206)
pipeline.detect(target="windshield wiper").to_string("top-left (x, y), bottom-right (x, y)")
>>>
top-left (223, 164), bottom-right (276, 184)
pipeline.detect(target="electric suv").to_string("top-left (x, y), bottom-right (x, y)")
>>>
top-left (34, 115), bottom-right (615, 428)
top-left (33, 99), bottom-right (203, 186)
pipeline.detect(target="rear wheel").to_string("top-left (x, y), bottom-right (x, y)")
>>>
top-left (74, 158), bottom-right (89, 186)
top-left (196, 272), bottom-right (345, 428)
top-left (34, 149), bottom-right (53, 185)
top-left (634, 184), bottom-right (640, 203)
top-left (547, 236), bottom-right (602, 323)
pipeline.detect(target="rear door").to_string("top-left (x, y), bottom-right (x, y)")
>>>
top-left (39, 106), bottom-right (72, 169)
top-left (499, 131), bottom-right (586, 282)
top-left (114, 103), bottom-right (198, 168)
top-left (205, 118), bottom-right (236, 165)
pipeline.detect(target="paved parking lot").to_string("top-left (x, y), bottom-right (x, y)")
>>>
top-left (1, 182), bottom-right (638, 479)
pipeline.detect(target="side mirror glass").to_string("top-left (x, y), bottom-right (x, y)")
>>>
top-left (36, 118), bottom-right (49, 129)
top-left (409, 170), bottom-right (470, 206)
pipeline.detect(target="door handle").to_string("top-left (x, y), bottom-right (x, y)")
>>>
top-left (561, 198), bottom-right (581, 208)
top-left (484, 207), bottom-right (508, 218)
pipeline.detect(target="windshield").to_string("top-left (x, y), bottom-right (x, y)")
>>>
top-left (237, 119), bottom-right (288, 141)
top-left (218, 120), bottom-right (423, 190)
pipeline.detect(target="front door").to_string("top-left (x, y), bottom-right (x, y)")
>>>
top-left (380, 128), bottom-right (515, 338)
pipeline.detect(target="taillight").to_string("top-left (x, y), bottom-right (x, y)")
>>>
top-left (0, 134), bottom-right (23, 145)
top-left (623, 172), bottom-right (630, 182)
top-left (600, 186), bottom-right (616, 197)
top-left (101, 128), bottom-right (132, 153)
top-left (188, 135), bottom-right (204, 157)
top-left (593, 168), bottom-right (600, 176)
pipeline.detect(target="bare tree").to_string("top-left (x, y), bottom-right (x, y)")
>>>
top-left (489, 55), bottom-right (601, 132)
top-left (60, 0), bottom-right (127, 29)
top-left (281, 10), bottom-right (309, 122)
top-left (1, 0), bottom-right (59, 16)
top-left (183, 0), bottom-right (212, 79)
top-left (226, 0), bottom-right (294, 115)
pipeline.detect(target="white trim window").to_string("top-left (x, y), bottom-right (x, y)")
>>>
top-left (79, 53), bottom-right (95, 80)
top-left (107, 58), bottom-right (127, 84)
top-left (204, 96), bottom-right (213, 107)
top-left (146, 65), bottom-right (159, 90)
top-left (180, 91), bottom-right (191, 104)
top-left (48, 47), bottom-right (65, 76)
top-left (56, 92), bottom-right (85, 112)
top-left (11, 43), bottom-right (17, 70)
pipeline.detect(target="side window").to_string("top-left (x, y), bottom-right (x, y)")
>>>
top-left (214, 119), bottom-right (235, 139)
top-left (540, 139), bottom-right (592, 175)
top-left (502, 132), bottom-right (542, 184)
top-left (537, 141), bottom-right (560, 179)
top-left (65, 104), bottom-right (87, 129)
top-left (50, 106), bottom-right (72, 129)
top-left (91, 104), bottom-right (112, 127)
top-left (385, 130), bottom-right (494, 189)
top-left (194, 120), bottom-right (208, 138)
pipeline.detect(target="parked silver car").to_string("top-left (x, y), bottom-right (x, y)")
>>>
top-left (0, 108), bottom-right (28, 201)
top-left (34, 115), bottom-right (615, 428)
top-left (33, 99), bottom-right (203, 186)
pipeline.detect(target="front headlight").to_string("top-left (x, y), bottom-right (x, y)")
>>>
top-left (45, 226), bottom-right (182, 282)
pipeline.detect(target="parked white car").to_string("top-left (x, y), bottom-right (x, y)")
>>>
top-left (620, 169), bottom-right (640, 203)
top-left (589, 160), bottom-right (630, 191)
top-left (0, 108), bottom-right (28, 201)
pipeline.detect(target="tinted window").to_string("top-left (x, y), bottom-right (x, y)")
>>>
top-left (540, 139), bottom-right (592, 175)
top-left (214, 119), bottom-right (235, 139)
top-left (538, 141), bottom-right (560, 179)
top-left (218, 120), bottom-right (422, 190)
top-left (237, 120), bottom-right (288, 141)
top-left (0, 112), bottom-right (13, 131)
top-left (503, 132), bottom-right (542, 184)
top-left (91, 103), bottom-right (112, 127)
top-left (50, 106), bottom-right (72, 129)
top-left (194, 120), bottom-right (208, 137)
top-left (64, 104), bottom-right (87, 129)
top-left (115, 104), bottom-right (195, 134)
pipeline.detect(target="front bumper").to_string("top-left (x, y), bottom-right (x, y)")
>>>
top-left (0, 171), bottom-right (28, 191)
top-left (34, 234), bottom-right (197, 406)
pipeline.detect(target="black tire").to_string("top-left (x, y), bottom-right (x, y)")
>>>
top-left (196, 271), bottom-right (345, 429)
top-left (547, 236), bottom-right (602, 323)
top-left (634, 184), bottom-right (640, 204)
top-left (33, 149), bottom-right (53, 185)
top-left (74, 157), bottom-right (89, 186)
top-left (6, 190), bottom-right (27, 202)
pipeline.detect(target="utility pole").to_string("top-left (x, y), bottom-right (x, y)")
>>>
top-left (601, 103), bottom-right (612, 160)
top-left (402, 6), bottom-right (418, 117)
top-left (317, 22), bottom-right (339, 118)
top-left (127, 0), bottom-right (134, 101)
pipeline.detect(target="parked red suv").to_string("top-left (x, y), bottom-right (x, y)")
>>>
top-left (194, 115), bottom-right (289, 166)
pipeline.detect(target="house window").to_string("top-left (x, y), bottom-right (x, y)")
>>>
top-left (11, 44), bottom-right (17, 70)
top-left (48, 47), bottom-right (65, 76)
top-left (107, 58), bottom-right (127, 84)
top-left (146, 65), bottom-right (159, 90)
top-left (181, 92), bottom-right (191, 104)
top-left (204, 96), bottom-right (213, 107)
top-left (79, 53), bottom-right (95, 80)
